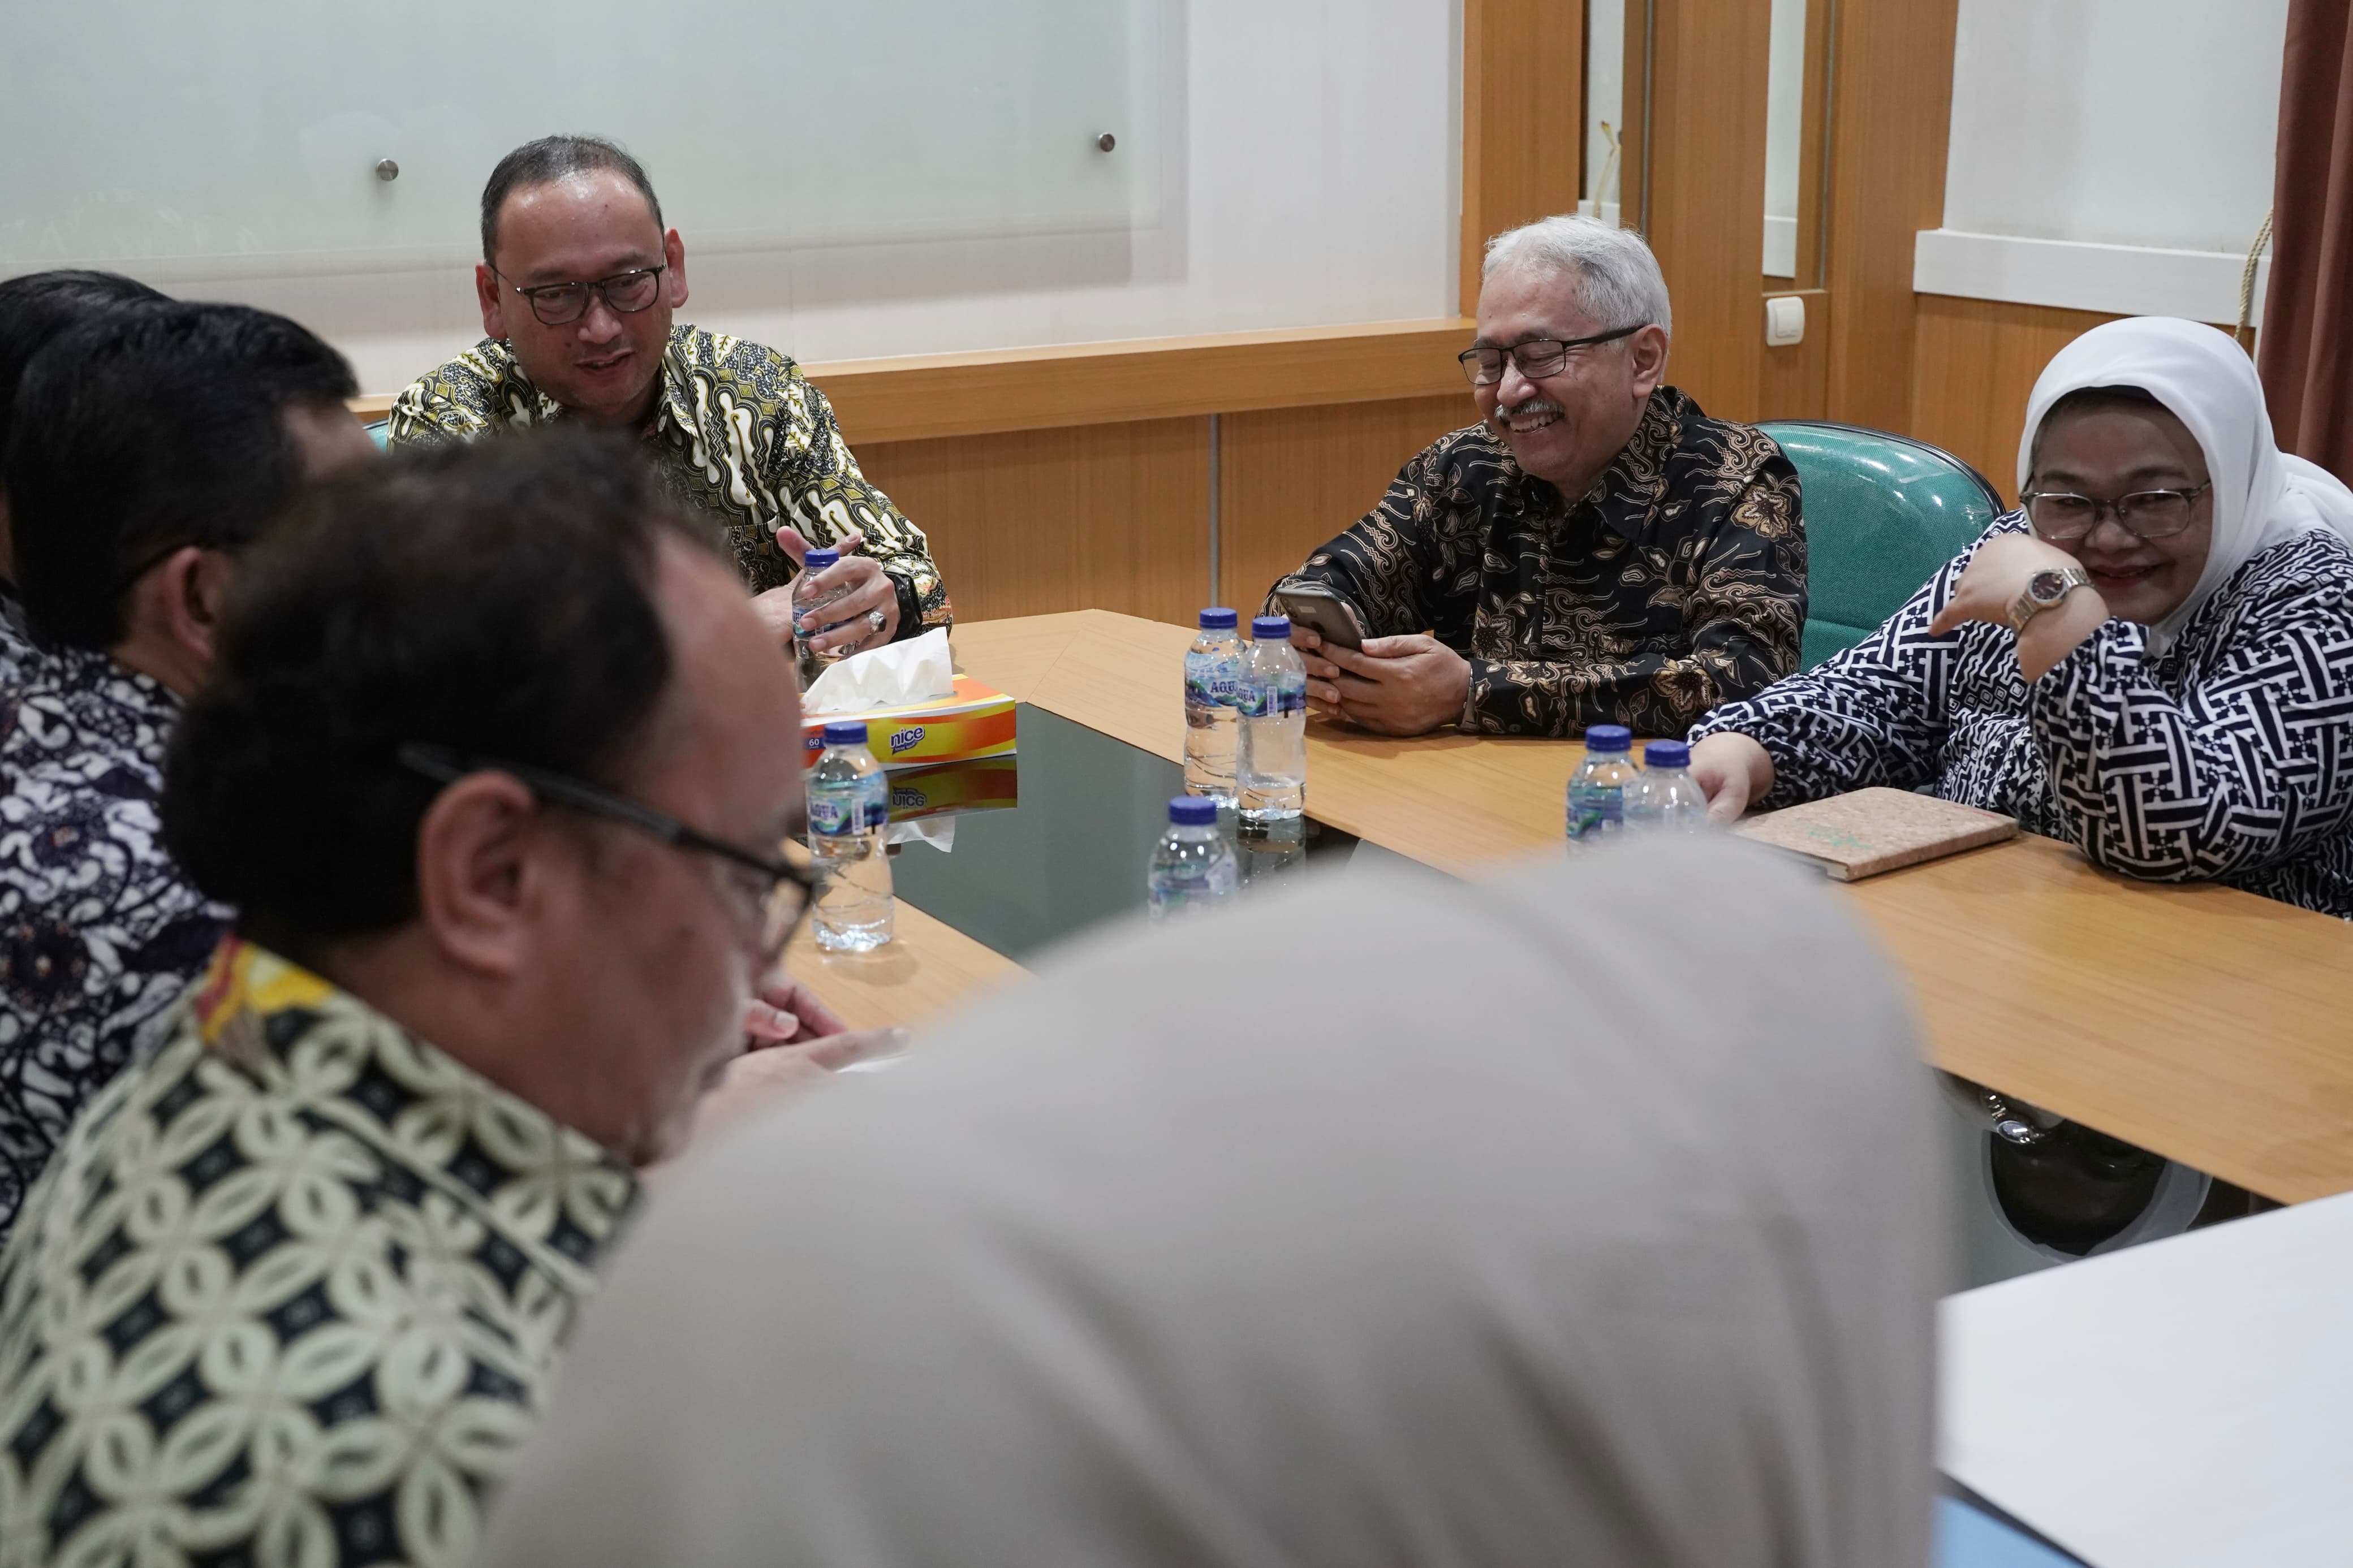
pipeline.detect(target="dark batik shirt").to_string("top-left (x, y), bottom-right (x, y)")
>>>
top-left (1274, 387), bottom-right (1807, 737)
top-left (0, 644), bottom-right (226, 1241)
top-left (0, 938), bottom-right (641, 1567)
top-left (388, 323), bottom-right (951, 636)
top-left (1691, 515), bottom-right (2353, 919)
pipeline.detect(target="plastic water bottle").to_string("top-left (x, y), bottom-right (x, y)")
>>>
top-left (1565, 724), bottom-right (1639, 843)
top-left (1183, 607), bottom-right (1244, 805)
top-left (1147, 796), bottom-right (1239, 922)
top-left (794, 548), bottom-right (850, 677)
top-left (1623, 740), bottom-right (1712, 833)
top-left (807, 720), bottom-right (894, 951)
top-left (1236, 616), bottom-right (1308, 824)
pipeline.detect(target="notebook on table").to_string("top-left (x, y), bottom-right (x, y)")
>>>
top-left (1733, 787), bottom-right (2018, 881)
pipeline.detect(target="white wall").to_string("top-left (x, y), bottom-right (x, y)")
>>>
top-left (1924, 0), bottom-right (2287, 323)
top-left (1943, 0), bottom-right (2284, 253)
top-left (129, 0), bottom-right (1460, 395)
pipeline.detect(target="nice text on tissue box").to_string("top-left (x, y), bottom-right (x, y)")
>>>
top-left (799, 673), bottom-right (1016, 770)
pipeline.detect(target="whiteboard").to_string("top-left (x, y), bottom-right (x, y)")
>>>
top-left (1, 0), bottom-right (1162, 280)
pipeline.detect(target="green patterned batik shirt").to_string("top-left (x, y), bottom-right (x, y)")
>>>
top-left (0, 938), bottom-right (640, 1568)
top-left (388, 324), bottom-right (951, 636)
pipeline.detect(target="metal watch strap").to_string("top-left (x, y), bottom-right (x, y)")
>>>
top-left (2010, 564), bottom-right (2093, 633)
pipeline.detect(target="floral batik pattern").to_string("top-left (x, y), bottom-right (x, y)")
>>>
top-left (1271, 387), bottom-right (1807, 737)
top-left (389, 324), bottom-right (951, 634)
top-left (0, 938), bottom-right (641, 1567)
top-left (0, 644), bottom-right (225, 1242)
top-left (1691, 514), bottom-right (2353, 919)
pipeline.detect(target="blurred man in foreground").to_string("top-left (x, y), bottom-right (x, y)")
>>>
top-left (0, 431), bottom-right (879, 1566)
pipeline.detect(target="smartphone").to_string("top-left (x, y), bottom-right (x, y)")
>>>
top-left (1273, 583), bottom-right (1367, 651)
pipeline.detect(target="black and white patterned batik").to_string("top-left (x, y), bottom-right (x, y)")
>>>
top-left (0, 643), bottom-right (227, 1239)
top-left (1691, 512), bottom-right (2353, 918)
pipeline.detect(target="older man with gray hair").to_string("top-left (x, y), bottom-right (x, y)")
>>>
top-left (1272, 215), bottom-right (1806, 738)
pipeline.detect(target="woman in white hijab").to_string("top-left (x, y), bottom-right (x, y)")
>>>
top-left (476, 839), bottom-right (1945, 1568)
top-left (1688, 316), bottom-right (2353, 918)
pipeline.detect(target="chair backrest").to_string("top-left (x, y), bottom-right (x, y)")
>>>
top-left (1760, 420), bottom-right (2005, 668)
top-left (365, 418), bottom-right (390, 450)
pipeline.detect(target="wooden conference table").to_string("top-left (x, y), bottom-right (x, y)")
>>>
top-left (791, 610), bottom-right (2353, 1206)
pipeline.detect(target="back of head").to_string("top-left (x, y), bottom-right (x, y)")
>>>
top-left (476, 837), bottom-right (1943, 1568)
top-left (481, 134), bottom-right (664, 264)
top-left (0, 269), bottom-right (169, 463)
top-left (1483, 213), bottom-right (1675, 338)
top-left (161, 427), bottom-right (717, 967)
top-left (3, 301), bottom-right (355, 649)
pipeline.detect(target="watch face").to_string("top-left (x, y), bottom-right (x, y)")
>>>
top-left (2028, 568), bottom-right (2071, 606)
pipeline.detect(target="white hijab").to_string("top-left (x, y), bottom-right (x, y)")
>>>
top-left (479, 839), bottom-right (1944, 1568)
top-left (2017, 315), bottom-right (2353, 652)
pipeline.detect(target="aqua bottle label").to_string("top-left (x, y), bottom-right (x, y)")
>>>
top-left (1236, 672), bottom-right (1305, 718)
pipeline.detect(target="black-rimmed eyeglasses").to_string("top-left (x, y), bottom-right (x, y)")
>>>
top-left (493, 265), bottom-right (667, 327)
top-left (395, 742), bottom-right (815, 962)
top-left (2019, 483), bottom-right (2212, 543)
top-left (1458, 323), bottom-right (1648, 386)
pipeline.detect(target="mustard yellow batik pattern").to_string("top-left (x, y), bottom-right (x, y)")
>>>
top-left (0, 938), bottom-right (638, 1568)
top-left (388, 324), bottom-right (952, 632)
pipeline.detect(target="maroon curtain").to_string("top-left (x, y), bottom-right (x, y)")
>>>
top-left (2259, 0), bottom-right (2353, 477)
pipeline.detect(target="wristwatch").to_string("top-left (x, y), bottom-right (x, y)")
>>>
top-left (2009, 564), bottom-right (2093, 633)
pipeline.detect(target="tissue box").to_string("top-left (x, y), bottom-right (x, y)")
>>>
top-left (800, 673), bottom-right (1016, 770)
top-left (882, 755), bottom-right (1019, 823)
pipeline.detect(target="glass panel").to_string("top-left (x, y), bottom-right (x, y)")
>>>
top-left (1579, 1), bottom-right (1629, 229)
top-left (1763, 0), bottom-right (1808, 279)
top-left (886, 705), bottom-right (1360, 965)
top-left (0, 0), bottom-right (1161, 279)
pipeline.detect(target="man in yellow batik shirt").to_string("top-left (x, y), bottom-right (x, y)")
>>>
top-left (389, 134), bottom-right (950, 658)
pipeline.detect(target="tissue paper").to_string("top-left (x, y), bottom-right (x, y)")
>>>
top-left (804, 628), bottom-right (956, 716)
top-left (796, 629), bottom-right (1017, 771)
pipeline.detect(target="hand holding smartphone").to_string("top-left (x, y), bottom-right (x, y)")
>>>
top-left (1272, 584), bottom-right (1367, 651)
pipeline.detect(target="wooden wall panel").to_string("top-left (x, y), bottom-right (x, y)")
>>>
top-left (1218, 394), bottom-right (1473, 609)
top-left (1460, 0), bottom-right (1585, 315)
top-left (856, 418), bottom-right (1208, 628)
top-left (1823, 0), bottom-right (1962, 431)
top-left (1630, 0), bottom-right (1772, 421)
top-left (1910, 296), bottom-right (2124, 502)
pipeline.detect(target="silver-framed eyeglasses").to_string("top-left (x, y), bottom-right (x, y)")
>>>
top-left (1458, 323), bottom-right (1647, 386)
top-left (493, 265), bottom-right (667, 327)
top-left (2020, 483), bottom-right (2211, 542)
top-left (395, 741), bottom-right (814, 963)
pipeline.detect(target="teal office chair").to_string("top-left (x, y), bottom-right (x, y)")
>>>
top-left (1759, 420), bottom-right (2005, 669)
top-left (365, 418), bottom-right (390, 450)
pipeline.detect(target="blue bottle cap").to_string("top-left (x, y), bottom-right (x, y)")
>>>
top-left (1586, 724), bottom-right (1632, 753)
top-left (1251, 615), bottom-right (1292, 640)
top-left (804, 548), bottom-right (841, 571)
top-left (1199, 607), bottom-right (1239, 629)
top-left (821, 720), bottom-right (870, 746)
top-left (1644, 740), bottom-right (1691, 768)
top-left (1169, 795), bottom-right (1220, 826)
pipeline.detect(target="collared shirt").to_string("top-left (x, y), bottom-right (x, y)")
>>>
top-left (0, 644), bottom-right (225, 1241)
top-left (387, 323), bottom-right (952, 635)
top-left (1274, 386), bottom-right (1807, 737)
top-left (0, 937), bottom-right (641, 1567)
top-left (1690, 515), bottom-right (2353, 918)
